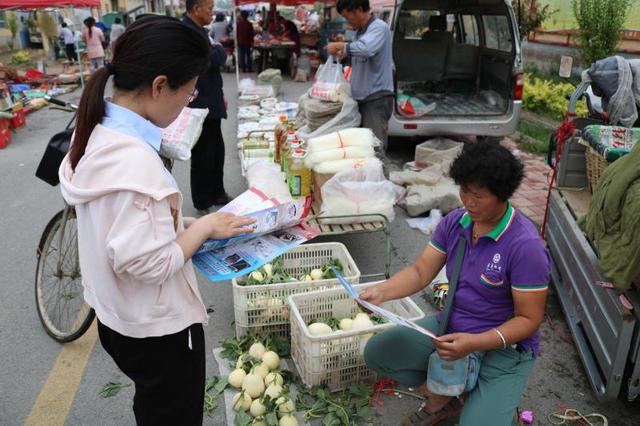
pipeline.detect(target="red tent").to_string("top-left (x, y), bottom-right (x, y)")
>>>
top-left (0, 0), bottom-right (100, 8)
top-left (234, 0), bottom-right (325, 5)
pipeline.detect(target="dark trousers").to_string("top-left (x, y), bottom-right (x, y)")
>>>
top-left (190, 117), bottom-right (225, 210)
top-left (239, 45), bottom-right (252, 73)
top-left (97, 320), bottom-right (205, 426)
top-left (65, 43), bottom-right (77, 61)
top-left (359, 95), bottom-right (394, 153)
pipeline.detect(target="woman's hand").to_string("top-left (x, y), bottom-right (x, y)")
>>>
top-left (359, 285), bottom-right (386, 306)
top-left (433, 333), bottom-right (478, 361)
top-left (202, 212), bottom-right (256, 240)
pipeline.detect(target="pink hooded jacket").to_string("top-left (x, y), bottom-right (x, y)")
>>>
top-left (59, 125), bottom-right (208, 338)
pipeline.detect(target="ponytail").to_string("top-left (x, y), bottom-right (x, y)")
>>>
top-left (68, 66), bottom-right (109, 170)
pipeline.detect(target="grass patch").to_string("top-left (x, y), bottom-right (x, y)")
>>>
top-left (517, 120), bottom-right (554, 155)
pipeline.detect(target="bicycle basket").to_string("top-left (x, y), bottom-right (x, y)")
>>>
top-left (35, 128), bottom-right (73, 186)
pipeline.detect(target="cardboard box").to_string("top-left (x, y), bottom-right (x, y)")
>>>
top-left (312, 171), bottom-right (334, 203)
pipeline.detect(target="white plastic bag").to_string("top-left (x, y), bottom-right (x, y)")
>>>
top-left (296, 93), bottom-right (361, 140)
top-left (160, 107), bottom-right (209, 161)
top-left (311, 57), bottom-right (350, 102)
top-left (320, 163), bottom-right (398, 224)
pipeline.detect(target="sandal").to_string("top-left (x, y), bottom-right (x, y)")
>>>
top-left (401, 397), bottom-right (463, 426)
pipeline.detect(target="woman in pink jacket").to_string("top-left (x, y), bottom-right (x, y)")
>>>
top-left (59, 16), bottom-right (254, 425)
top-left (81, 17), bottom-right (105, 71)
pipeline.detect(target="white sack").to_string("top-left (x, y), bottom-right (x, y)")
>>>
top-left (160, 107), bottom-right (209, 161)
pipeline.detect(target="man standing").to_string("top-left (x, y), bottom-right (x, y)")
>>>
top-left (183, 0), bottom-right (231, 214)
top-left (237, 10), bottom-right (254, 73)
top-left (109, 18), bottom-right (125, 52)
top-left (59, 22), bottom-right (77, 62)
top-left (327, 0), bottom-right (394, 152)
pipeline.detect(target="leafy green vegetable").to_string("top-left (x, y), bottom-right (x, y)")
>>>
top-left (203, 376), bottom-right (228, 415)
top-left (238, 257), bottom-right (345, 286)
top-left (99, 381), bottom-right (131, 398)
top-left (298, 383), bottom-right (374, 425)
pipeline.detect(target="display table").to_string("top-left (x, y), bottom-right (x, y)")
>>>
top-left (307, 200), bottom-right (391, 280)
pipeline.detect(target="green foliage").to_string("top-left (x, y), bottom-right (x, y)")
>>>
top-left (572, 0), bottom-right (632, 65)
top-left (99, 381), bottom-right (131, 398)
top-left (522, 75), bottom-right (588, 120)
top-left (203, 376), bottom-right (228, 415)
top-left (514, 0), bottom-right (556, 39)
top-left (7, 12), bottom-right (19, 39)
top-left (517, 121), bottom-right (553, 155)
top-left (298, 384), bottom-right (374, 425)
top-left (10, 50), bottom-right (31, 65)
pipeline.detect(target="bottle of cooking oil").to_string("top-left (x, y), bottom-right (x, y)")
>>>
top-left (280, 131), bottom-right (297, 174)
top-left (287, 149), bottom-right (311, 198)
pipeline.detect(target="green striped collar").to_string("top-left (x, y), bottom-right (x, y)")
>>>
top-left (459, 202), bottom-right (516, 241)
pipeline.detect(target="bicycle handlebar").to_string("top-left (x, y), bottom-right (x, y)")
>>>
top-left (44, 95), bottom-right (78, 111)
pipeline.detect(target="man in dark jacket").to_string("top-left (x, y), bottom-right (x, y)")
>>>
top-left (237, 10), bottom-right (254, 73)
top-left (183, 0), bottom-right (231, 214)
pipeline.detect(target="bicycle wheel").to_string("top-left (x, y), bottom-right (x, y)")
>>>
top-left (35, 207), bottom-right (94, 342)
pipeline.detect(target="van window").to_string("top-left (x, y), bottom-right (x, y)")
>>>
top-left (396, 10), bottom-right (438, 40)
top-left (482, 15), bottom-right (512, 52)
top-left (461, 15), bottom-right (479, 46)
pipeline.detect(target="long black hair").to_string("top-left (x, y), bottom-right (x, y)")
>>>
top-left (83, 17), bottom-right (95, 38)
top-left (69, 16), bottom-right (210, 170)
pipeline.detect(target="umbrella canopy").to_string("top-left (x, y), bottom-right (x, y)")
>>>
top-left (234, 0), bottom-right (323, 5)
top-left (0, 0), bottom-right (100, 9)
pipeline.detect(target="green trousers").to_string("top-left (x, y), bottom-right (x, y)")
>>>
top-left (363, 316), bottom-right (535, 426)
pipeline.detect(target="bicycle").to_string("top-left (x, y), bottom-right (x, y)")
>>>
top-left (35, 96), bottom-right (95, 342)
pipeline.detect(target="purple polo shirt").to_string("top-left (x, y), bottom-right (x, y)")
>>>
top-left (429, 204), bottom-right (550, 356)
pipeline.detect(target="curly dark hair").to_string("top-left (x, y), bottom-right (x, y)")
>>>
top-left (449, 140), bottom-right (524, 201)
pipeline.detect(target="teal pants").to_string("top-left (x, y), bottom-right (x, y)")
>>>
top-left (363, 316), bottom-right (535, 426)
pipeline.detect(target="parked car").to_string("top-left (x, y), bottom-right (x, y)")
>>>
top-left (389, 0), bottom-right (523, 139)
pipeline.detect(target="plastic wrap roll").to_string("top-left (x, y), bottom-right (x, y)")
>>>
top-left (305, 146), bottom-right (375, 168)
top-left (307, 128), bottom-right (379, 152)
top-left (312, 157), bottom-right (382, 174)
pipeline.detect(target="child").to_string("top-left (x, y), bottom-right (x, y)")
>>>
top-left (59, 16), bottom-right (255, 425)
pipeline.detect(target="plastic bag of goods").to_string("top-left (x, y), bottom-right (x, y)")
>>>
top-left (396, 93), bottom-right (436, 118)
top-left (415, 138), bottom-right (463, 169)
top-left (245, 161), bottom-right (291, 201)
top-left (311, 57), bottom-right (350, 102)
top-left (160, 107), bottom-right (209, 160)
top-left (297, 95), bottom-right (361, 141)
top-left (307, 128), bottom-right (380, 152)
top-left (320, 162), bottom-right (399, 224)
top-left (258, 69), bottom-right (283, 97)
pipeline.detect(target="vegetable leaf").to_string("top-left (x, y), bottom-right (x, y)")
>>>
top-left (99, 381), bottom-right (131, 398)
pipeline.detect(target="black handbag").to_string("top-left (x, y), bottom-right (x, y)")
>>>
top-left (35, 127), bottom-right (74, 186)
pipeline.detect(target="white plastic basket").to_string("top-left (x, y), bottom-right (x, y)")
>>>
top-left (232, 242), bottom-right (360, 339)
top-left (288, 283), bottom-right (425, 391)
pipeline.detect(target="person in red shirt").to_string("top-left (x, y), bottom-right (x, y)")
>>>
top-left (237, 10), bottom-right (255, 73)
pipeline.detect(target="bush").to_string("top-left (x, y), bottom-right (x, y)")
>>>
top-left (515, 0), bottom-right (556, 39)
top-left (572, 0), bottom-right (632, 65)
top-left (522, 75), bottom-right (588, 120)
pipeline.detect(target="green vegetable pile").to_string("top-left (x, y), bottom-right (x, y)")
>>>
top-left (219, 335), bottom-right (377, 426)
top-left (239, 258), bottom-right (344, 286)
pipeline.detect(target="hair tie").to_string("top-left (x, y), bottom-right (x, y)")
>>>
top-left (105, 63), bottom-right (115, 75)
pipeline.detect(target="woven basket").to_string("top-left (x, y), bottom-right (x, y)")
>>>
top-left (585, 147), bottom-right (609, 192)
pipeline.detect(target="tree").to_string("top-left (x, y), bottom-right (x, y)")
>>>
top-left (572, 0), bottom-right (632, 66)
top-left (515, 0), bottom-right (555, 40)
top-left (6, 12), bottom-right (19, 49)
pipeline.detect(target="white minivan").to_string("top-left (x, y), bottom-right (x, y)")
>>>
top-left (389, 0), bottom-right (523, 139)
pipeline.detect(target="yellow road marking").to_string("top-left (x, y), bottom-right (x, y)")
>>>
top-left (24, 321), bottom-right (98, 426)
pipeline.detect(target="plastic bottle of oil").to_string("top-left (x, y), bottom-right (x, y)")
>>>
top-left (287, 149), bottom-right (311, 198)
top-left (280, 130), bottom-right (296, 173)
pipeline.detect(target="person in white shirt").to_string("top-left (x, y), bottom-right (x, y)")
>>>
top-left (109, 17), bottom-right (125, 52)
top-left (59, 22), bottom-right (77, 62)
top-left (209, 12), bottom-right (229, 42)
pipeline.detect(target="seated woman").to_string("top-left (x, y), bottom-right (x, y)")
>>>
top-left (361, 141), bottom-right (550, 426)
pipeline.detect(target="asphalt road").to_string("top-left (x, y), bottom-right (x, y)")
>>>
top-left (1, 74), bottom-right (639, 426)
